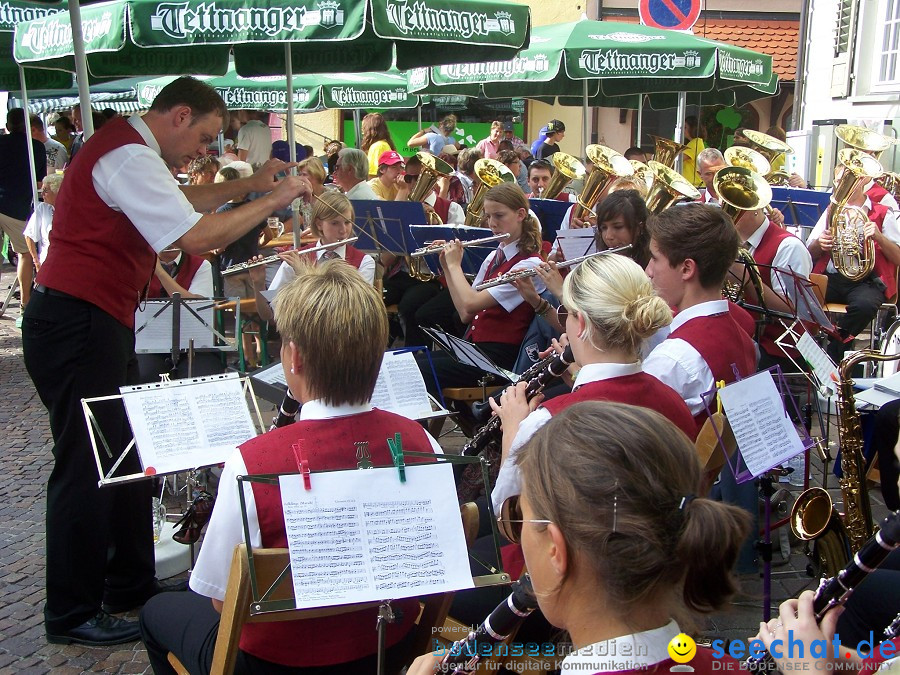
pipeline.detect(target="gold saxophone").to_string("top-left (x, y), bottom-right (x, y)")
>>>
top-left (791, 350), bottom-right (900, 575)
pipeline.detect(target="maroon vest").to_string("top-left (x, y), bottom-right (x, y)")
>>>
top-left (38, 117), bottom-right (157, 328)
top-left (147, 253), bottom-right (205, 298)
top-left (541, 373), bottom-right (698, 440)
top-left (813, 203), bottom-right (896, 299)
top-left (433, 195), bottom-right (452, 223)
top-left (727, 301), bottom-right (756, 339)
top-left (669, 311), bottom-right (757, 430)
top-left (752, 223), bottom-right (805, 357)
top-left (468, 250), bottom-right (538, 345)
top-left (867, 182), bottom-right (890, 206)
top-left (238, 409), bottom-right (435, 666)
top-left (301, 242), bottom-right (366, 270)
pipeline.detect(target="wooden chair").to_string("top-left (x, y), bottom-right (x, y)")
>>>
top-left (429, 386), bottom-right (503, 438)
top-left (168, 503), bottom-right (480, 675)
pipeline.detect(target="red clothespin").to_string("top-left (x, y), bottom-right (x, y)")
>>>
top-left (291, 441), bottom-right (311, 490)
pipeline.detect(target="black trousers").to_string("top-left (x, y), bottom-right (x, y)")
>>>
top-left (824, 272), bottom-right (887, 361)
top-left (140, 591), bottom-right (415, 675)
top-left (869, 399), bottom-right (900, 511)
top-left (23, 291), bottom-right (155, 633)
top-left (382, 272), bottom-right (444, 347)
top-left (417, 342), bottom-right (520, 401)
top-left (408, 288), bottom-right (466, 351)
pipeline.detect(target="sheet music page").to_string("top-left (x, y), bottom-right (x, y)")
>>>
top-left (121, 373), bottom-right (257, 475)
top-left (873, 371), bottom-right (900, 396)
top-left (717, 370), bottom-right (806, 478)
top-left (253, 361), bottom-right (287, 388)
top-left (796, 332), bottom-right (839, 392)
top-left (134, 300), bottom-right (216, 352)
top-left (279, 463), bottom-right (474, 608)
top-left (555, 228), bottom-right (597, 260)
top-left (371, 351), bottom-right (443, 419)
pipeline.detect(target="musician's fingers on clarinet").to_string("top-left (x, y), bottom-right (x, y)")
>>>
top-left (406, 652), bottom-right (443, 675)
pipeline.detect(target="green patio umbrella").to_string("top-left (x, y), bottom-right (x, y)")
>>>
top-left (1, 1), bottom-right (70, 92)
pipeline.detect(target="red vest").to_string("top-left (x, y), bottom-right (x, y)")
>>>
top-left (867, 181), bottom-right (890, 206)
top-left (752, 223), bottom-right (806, 357)
top-left (813, 202), bottom-right (897, 299)
top-left (727, 301), bottom-right (756, 339)
top-left (468, 250), bottom-right (538, 345)
top-left (669, 311), bottom-right (757, 430)
top-left (147, 253), bottom-right (205, 298)
top-left (301, 241), bottom-right (366, 270)
top-left (432, 195), bottom-right (452, 223)
top-left (38, 117), bottom-right (157, 329)
top-left (238, 409), bottom-right (435, 667)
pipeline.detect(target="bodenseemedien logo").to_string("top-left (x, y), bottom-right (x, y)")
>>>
top-left (384, 0), bottom-right (514, 38)
top-left (668, 634), bottom-right (697, 672)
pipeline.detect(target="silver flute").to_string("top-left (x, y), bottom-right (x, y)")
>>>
top-left (474, 244), bottom-right (632, 291)
top-left (220, 237), bottom-right (359, 276)
top-left (409, 233), bottom-right (510, 258)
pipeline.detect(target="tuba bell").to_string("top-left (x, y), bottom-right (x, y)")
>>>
top-left (829, 148), bottom-right (884, 281)
top-left (630, 160), bottom-right (655, 193)
top-left (543, 152), bottom-right (586, 200)
top-left (740, 129), bottom-right (794, 186)
top-left (712, 166), bottom-right (773, 227)
top-left (408, 152), bottom-right (453, 207)
top-left (464, 159), bottom-right (516, 227)
top-left (571, 145), bottom-right (634, 221)
top-left (649, 135), bottom-right (688, 169)
top-left (644, 160), bottom-right (701, 214)
top-left (835, 124), bottom-right (899, 199)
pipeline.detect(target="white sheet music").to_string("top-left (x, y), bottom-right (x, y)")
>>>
top-left (717, 370), bottom-right (806, 478)
top-left (134, 300), bottom-right (216, 352)
top-left (371, 351), bottom-right (445, 420)
top-left (555, 228), bottom-right (597, 260)
top-left (253, 361), bottom-right (287, 388)
top-left (279, 463), bottom-right (473, 608)
top-left (795, 332), bottom-right (839, 393)
top-left (121, 373), bottom-right (257, 475)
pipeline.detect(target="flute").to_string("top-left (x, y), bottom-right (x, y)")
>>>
top-left (220, 237), bottom-right (358, 276)
top-left (474, 244), bottom-right (632, 291)
top-left (409, 233), bottom-right (510, 258)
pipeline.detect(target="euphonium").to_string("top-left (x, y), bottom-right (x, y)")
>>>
top-left (740, 129), bottom-right (794, 186)
top-left (829, 148), bottom-right (884, 281)
top-left (543, 152), bottom-right (586, 200)
top-left (406, 152), bottom-right (453, 281)
top-left (571, 144), bottom-right (634, 222)
top-left (649, 135), bottom-right (688, 169)
top-left (464, 159), bottom-right (515, 227)
top-left (877, 171), bottom-right (900, 205)
top-left (712, 166), bottom-right (773, 227)
top-left (644, 160), bottom-right (701, 214)
top-left (790, 350), bottom-right (900, 576)
top-left (630, 160), bottom-right (654, 192)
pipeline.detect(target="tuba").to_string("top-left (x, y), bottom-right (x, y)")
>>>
top-left (649, 135), bottom-right (688, 169)
top-left (713, 166), bottom-right (773, 227)
top-left (408, 152), bottom-right (453, 208)
top-left (571, 145), bottom-right (634, 221)
top-left (740, 129), bottom-right (794, 186)
top-left (644, 160), bottom-right (701, 214)
top-left (829, 148), bottom-right (884, 281)
top-left (835, 124), bottom-right (899, 201)
top-left (464, 159), bottom-right (516, 226)
top-left (543, 152), bottom-right (586, 200)
top-left (630, 160), bottom-right (655, 193)
top-left (790, 350), bottom-right (900, 576)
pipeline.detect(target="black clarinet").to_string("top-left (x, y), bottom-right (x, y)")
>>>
top-left (461, 346), bottom-right (574, 457)
top-left (471, 351), bottom-right (562, 424)
top-left (746, 511), bottom-right (900, 673)
top-left (440, 575), bottom-right (538, 674)
top-left (269, 388), bottom-right (301, 430)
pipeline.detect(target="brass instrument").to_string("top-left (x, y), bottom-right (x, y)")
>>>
top-left (630, 160), bottom-right (654, 192)
top-left (405, 152), bottom-right (454, 281)
top-left (722, 247), bottom-right (768, 309)
top-left (409, 233), bottom-right (510, 258)
top-left (790, 350), bottom-right (900, 575)
top-left (473, 245), bottom-right (632, 291)
top-left (877, 171), bottom-right (900, 205)
top-left (740, 129), bottom-right (794, 185)
top-left (220, 237), bottom-right (359, 275)
top-left (829, 148), bottom-right (884, 281)
top-left (571, 145), bottom-right (634, 222)
top-left (543, 152), bottom-right (586, 200)
top-left (724, 147), bottom-right (779, 221)
top-left (464, 159), bottom-right (516, 227)
top-left (644, 160), bottom-right (701, 214)
top-left (836, 124), bottom-right (894, 160)
top-left (712, 166), bottom-right (773, 227)
top-left (649, 135), bottom-right (688, 169)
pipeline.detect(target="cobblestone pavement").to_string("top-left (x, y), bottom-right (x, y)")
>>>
top-left (0, 266), bottom-right (891, 672)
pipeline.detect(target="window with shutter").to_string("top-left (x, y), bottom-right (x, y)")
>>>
top-left (832, 0), bottom-right (857, 97)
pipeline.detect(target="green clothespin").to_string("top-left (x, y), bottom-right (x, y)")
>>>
top-left (387, 433), bottom-right (406, 483)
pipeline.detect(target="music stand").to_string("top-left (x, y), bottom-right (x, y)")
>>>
top-left (409, 224), bottom-right (499, 277)
top-left (770, 186), bottom-right (830, 231)
top-left (420, 326), bottom-right (516, 384)
top-left (528, 197), bottom-right (572, 242)
top-left (351, 199), bottom-right (427, 257)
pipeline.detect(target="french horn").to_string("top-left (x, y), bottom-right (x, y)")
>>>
top-left (464, 159), bottom-right (516, 227)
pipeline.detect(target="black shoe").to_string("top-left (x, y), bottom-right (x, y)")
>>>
top-left (46, 611), bottom-right (141, 646)
top-left (102, 577), bottom-right (189, 614)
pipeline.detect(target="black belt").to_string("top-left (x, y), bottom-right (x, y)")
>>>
top-left (34, 284), bottom-right (78, 300)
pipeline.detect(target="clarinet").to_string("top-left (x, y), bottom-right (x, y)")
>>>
top-left (746, 511), bottom-right (900, 673)
top-left (270, 388), bottom-right (301, 430)
top-left (471, 351), bottom-right (561, 424)
top-left (439, 575), bottom-right (538, 674)
top-left (461, 346), bottom-right (574, 457)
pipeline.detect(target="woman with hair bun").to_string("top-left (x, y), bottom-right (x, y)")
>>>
top-left (408, 402), bottom-right (748, 675)
top-left (492, 253), bottom-right (697, 513)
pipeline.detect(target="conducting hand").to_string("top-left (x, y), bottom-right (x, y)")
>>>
top-left (270, 175), bottom-right (313, 211)
top-left (249, 159), bottom-right (299, 192)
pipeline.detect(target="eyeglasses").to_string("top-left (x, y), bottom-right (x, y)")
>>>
top-left (496, 497), bottom-right (553, 544)
top-left (556, 304), bottom-right (569, 324)
top-left (403, 173), bottom-right (418, 183)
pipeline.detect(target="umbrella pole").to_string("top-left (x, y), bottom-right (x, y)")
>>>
top-left (674, 91), bottom-right (686, 174)
top-left (582, 79), bottom-right (589, 152)
top-left (284, 44), bottom-right (301, 250)
top-left (69, 0), bottom-right (94, 140)
top-left (353, 109), bottom-right (362, 149)
top-left (17, 65), bottom-right (39, 217)
top-left (636, 96), bottom-right (643, 147)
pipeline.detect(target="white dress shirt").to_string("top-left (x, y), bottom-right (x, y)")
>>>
top-left (744, 217), bottom-right (812, 302)
top-left (269, 240), bottom-right (376, 293)
top-left (164, 252), bottom-right (214, 298)
top-left (345, 180), bottom-right (381, 201)
top-left (807, 196), bottom-right (900, 273)
top-left (561, 620), bottom-right (680, 673)
top-left (472, 239), bottom-right (545, 312)
top-left (189, 399), bottom-right (443, 601)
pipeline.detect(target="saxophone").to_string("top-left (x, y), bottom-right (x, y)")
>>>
top-left (791, 350), bottom-right (900, 575)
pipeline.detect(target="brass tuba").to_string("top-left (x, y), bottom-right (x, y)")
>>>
top-left (543, 152), bottom-right (586, 200)
top-left (829, 148), bottom-right (884, 281)
top-left (406, 152), bottom-right (453, 281)
top-left (740, 129), bottom-right (794, 186)
top-left (464, 159), bottom-right (516, 227)
top-left (630, 160), bottom-right (655, 193)
top-left (644, 160), bottom-right (701, 214)
top-left (835, 124), bottom-right (899, 200)
top-left (571, 145), bottom-right (634, 221)
top-left (723, 148), bottom-right (780, 221)
top-left (649, 135), bottom-right (688, 169)
top-left (713, 166), bottom-right (773, 227)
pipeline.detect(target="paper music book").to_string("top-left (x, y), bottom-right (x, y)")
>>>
top-left (371, 350), bottom-right (448, 420)
top-left (555, 228), bottom-right (597, 260)
top-left (134, 299), bottom-right (216, 352)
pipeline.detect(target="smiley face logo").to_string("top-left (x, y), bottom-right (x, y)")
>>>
top-left (668, 633), bottom-right (697, 664)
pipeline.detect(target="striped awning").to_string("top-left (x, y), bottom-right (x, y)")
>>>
top-left (9, 91), bottom-right (144, 114)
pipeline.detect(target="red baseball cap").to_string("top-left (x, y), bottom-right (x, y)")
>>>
top-left (378, 150), bottom-right (405, 166)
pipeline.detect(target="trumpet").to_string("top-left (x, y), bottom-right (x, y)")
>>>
top-left (220, 237), bottom-right (359, 276)
top-left (473, 245), bottom-right (632, 291)
top-left (409, 233), bottom-right (510, 258)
